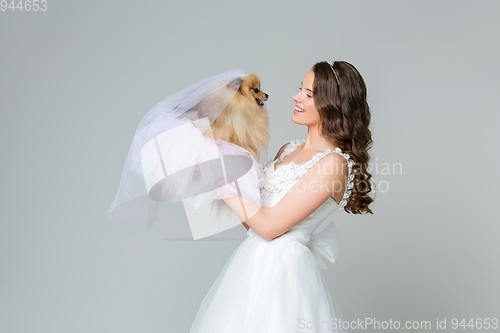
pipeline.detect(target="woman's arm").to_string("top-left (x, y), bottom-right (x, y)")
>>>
top-left (240, 143), bottom-right (290, 231)
top-left (226, 153), bottom-right (348, 241)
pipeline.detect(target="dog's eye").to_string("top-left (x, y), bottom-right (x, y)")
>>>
top-left (253, 88), bottom-right (259, 93)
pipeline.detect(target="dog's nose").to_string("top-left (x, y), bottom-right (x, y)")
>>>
top-left (265, 93), bottom-right (269, 99)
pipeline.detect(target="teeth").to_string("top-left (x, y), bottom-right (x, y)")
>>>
top-left (295, 107), bottom-right (305, 113)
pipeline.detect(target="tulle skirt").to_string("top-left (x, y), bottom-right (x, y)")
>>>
top-left (189, 233), bottom-right (347, 333)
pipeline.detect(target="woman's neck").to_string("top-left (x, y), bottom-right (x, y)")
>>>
top-left (303, 127), bottom-right (333, 152)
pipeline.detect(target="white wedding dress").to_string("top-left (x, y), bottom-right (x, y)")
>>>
top-left (189, 139), bottom-right (352, 333)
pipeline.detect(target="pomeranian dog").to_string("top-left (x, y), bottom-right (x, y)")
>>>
top-left (180, 73), bottom-right (270, 163)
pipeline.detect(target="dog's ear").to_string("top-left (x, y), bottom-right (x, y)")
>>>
top-left (245, 73), bottom-right (261, 88)
top-left (227, 77), bottom-right (243, 90)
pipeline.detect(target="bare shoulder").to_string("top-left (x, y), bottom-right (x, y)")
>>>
top-left (320, 151), bottom-right (350, 172)
top-left (308, 152), bottom-right (349, 202)
top-left (306, 149), bottom-right (347, 168)
top-left (306, 152), bottom-right (350, 184)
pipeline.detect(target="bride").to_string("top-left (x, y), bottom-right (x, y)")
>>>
top-left (189, 61), bottom-right (374, 333)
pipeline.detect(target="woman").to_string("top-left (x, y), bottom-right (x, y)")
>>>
top-left (189, 61), bottom-right (374, 333)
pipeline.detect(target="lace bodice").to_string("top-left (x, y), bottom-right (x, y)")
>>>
top-left (246, 139), bottom-right (354, 270)
top-left (260, 139), bottom-right (355, 207)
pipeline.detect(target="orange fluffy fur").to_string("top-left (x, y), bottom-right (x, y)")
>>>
top-left (180, 73), bottom-right (270, 163)
top-left (210, 73), bottom-right (270, 162)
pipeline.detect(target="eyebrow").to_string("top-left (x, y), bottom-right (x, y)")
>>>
top-left (300, 82), bottom-right (313, 93)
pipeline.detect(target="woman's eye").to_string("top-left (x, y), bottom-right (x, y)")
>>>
top-left (298, 86), bottom-right (311, 98)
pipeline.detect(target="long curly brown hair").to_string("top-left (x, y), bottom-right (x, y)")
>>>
top-left (312, 61), bottom-right (374, 214)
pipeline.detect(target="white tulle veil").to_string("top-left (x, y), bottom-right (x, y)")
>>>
top-left (106, 69), bottom-right (265, 239)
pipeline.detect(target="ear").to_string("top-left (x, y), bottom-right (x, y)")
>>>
top-left (227, 77), bottom-right (243, 90)
top-left (249, 73), bottom-right (261, 88)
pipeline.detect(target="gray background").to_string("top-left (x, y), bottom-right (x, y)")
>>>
top-left (1, 0), bottom-right (499, 332)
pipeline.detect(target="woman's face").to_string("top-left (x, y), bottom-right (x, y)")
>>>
top-left (292, 70), bottom-right (320, 126)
